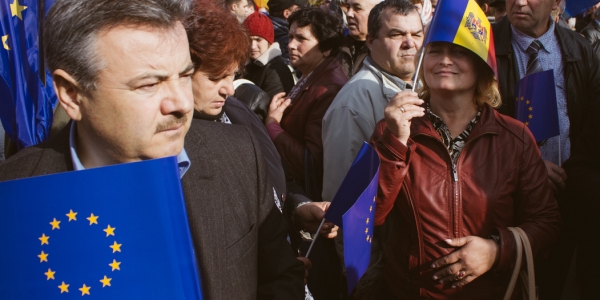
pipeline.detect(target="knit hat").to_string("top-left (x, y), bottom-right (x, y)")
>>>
top-left (243, 12), bottom-right (274, 44)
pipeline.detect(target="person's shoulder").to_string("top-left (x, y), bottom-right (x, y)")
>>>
top-left (0, 139), bottom-right (69, 182)
top-left (186, 119), bottom-right (253, 145)
top-left (490, 108), bottom-right (529, 142)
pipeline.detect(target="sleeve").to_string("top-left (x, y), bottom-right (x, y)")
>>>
top-left (494, 125), bottom-right (561, 274)
top-left (322, 103), bottom-right (377, 202)
top-left (273, 84), bottom-right (342, 194)
top-left (369, 120), bottom-right (416, 226)
top-left (261, 66), bottom-right (286, 99)
top-left (250, 127), bottom-right (305, 299)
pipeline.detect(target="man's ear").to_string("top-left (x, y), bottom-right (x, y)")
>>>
top-left (229, 3), bottom-right (238, 13)
top-left (283, 8), bottom-right (292, 19)
top-left (366, 34), bottom-right (374, 51)
top-left (482, 3), bottom-right (489, 14)
top-left (52, 69), bottom-right (85, 121)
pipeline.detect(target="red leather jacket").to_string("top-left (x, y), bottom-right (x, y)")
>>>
top-left (272, 56), bottom-right (348, 200)
top-left (371, 104), bottom-right (561, 299)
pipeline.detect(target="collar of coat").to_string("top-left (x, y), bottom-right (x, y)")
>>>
top-left (493, 16), bottom-right (581, 63)
top-left (253, 42), bottom-right (283, 67)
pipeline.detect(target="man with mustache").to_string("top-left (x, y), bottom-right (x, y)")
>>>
top-left (492, 0), bottom-right (600, 299)
top-left (322, 0), bottom-right (423, 297)
top-left (336, 0), bottom-right (383, 77)
top-left (0, 0), bottom-right (305, 298)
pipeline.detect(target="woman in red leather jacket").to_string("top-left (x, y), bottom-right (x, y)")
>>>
top-left (370, 41), bottom-right (561, 299)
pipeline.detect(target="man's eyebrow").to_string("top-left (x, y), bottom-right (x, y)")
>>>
top-left (127, 72), bottom-right (169, 86)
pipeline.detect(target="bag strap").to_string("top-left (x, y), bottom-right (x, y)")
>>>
top-left (503, 227), bottom-right (523, 300)
top-left (514, 227), bottom-right (536, 300)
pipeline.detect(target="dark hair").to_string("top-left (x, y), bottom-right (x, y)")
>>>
top-left (185, 0), bottom-right (250, 79)
top-left (368, 0), bottom-right (419, 39)
top-left (287, 7), bottom-right (343, 56)
top-left (44, 0), bottom-right (191, 92)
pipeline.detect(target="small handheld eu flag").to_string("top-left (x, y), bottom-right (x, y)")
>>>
top-left (514, 70), bottom-right (560, 142)
top-left (0, 157), bottom-right (203, 299)
top-left (323, 142), bottom-right (380, 295)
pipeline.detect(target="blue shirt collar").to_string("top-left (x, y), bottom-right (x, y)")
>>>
top-left (69, 122), bottom-right (191, 178)
top-left (511, 19), bottom-right (556, 54)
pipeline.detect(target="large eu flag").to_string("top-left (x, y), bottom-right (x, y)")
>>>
top-left (0, 157), bottom-right (203, 299)
top-left (514, 70), bottom-right (560, 142)
top-left (0, 0), bottom-right (57, 150)
top-left (324, 142), bottom-right (380, 295)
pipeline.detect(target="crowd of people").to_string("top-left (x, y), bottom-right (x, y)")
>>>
top-left (1, 0), bottom-right (599, 299)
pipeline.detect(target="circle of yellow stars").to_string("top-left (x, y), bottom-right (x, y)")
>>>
top-left (38, 210), bottom-right (122, 296)
top-left (516, 96), bottom-right (534, 126)
top-left (365, 196), bottom-right (375, 244)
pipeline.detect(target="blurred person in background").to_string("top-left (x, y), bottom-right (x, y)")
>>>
top-left (242, 12), bottom-right (296, 99)
top-left (265, 7), bottom-right (348, 299)
top-left (337, 0), bottom-right (383, 77)
top-left (224, 0), bottom-right (252, 22)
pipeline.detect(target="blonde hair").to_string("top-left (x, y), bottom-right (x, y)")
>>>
top-left (419, 44), bottom-right (501, 108)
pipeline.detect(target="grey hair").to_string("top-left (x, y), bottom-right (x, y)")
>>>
top-left (367, 0), bottom-right (419, 39)
top-left (44, 0), bottom-right (192, 92)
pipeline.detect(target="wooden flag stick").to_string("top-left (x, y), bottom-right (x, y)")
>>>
top-left (305, 218), bottom-right (326, 258)
top-left (412, 47), bottom-right (425, 92)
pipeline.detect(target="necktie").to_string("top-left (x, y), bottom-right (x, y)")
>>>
top-left (526, 40), bottom-right (543, 75)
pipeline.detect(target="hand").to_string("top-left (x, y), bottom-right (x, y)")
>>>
top-left (383, 91), bottom-right (425, 145)
top-left (543, 160), bottom-right (567, 194)
top-left (431, 236), bottom-right (499, 288)
top-left (295, 202), bottom-right (339, 238)
top-left (265, 92), bottom-right (290, 126)
top-left (296, 257), bottom-right (312, 284)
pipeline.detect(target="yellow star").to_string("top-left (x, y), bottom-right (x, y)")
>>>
top-left (2, 35), bottom-right (9, 50)
top-left (66, 209), bottom-right (77, 221)
top-left (79, 284), bottom-right (91, 296)
top-left (109, 259), bottom-right (121, 271)
top-left (528, 107), bottom-right (533, 111)
top-left (38, 251), bottom-right (48, 263)
top-left (100, 275), bottom-right (112, 287)
top-left (520, 97), bottom-right (524, 101)
top-left (109, 241), bottom-right (122, 253)
top-left (528, 114), bottom-right (533, 119)
top-left (366, 218), bottom-right (369, 225)
top-left (50, 218), bottom-right (61, 230)
top-left (526, 100), bottom-right (530, 105)
top-left (86, 213), bottom-right (99, 225)
top-left (525, 121), bottom-right (529, 126)
top-left (369, 237), bottom-right (372, 243)
top-left (44, 268), bottom-right (55, 280)
top-left (104, 225), bottom-right (115, 237)
top-left (372, 196), bottom-right (376, 203)
top-left (39, 233), bottom-right (49, 245)
top-left (369, 206), bottom-right (372, 212)
top-left (365, 228), bottom-right (369, 234)
top-left (10, 0), bottom-right (27, 20)
top-left (366, 235), bottom-right (370, 242)
top-left (58, 281), bottom-right (69, 293)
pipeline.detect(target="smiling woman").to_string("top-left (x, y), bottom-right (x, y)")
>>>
top-left (371, 40), bottom-right (560, 299)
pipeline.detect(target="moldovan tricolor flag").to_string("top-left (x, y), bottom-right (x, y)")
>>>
top-left (425, 0), bottom-right (497, 75)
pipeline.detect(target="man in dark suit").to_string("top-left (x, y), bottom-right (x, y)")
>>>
top-left (0, 0), bottom-right (304, 299)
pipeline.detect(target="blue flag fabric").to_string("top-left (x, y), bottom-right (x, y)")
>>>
top-left (0, 157), bottom-right (203, 299)
top-left (324, 142), bottom-right (380, 295)
top-left (565, 0), bottom-right (599, 17)
top-left (514, 70), bottom-right (560, 142)
top-left (0, 0), bottom-right (57, 150)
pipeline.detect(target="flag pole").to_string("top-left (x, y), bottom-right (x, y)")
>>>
top-left (412, 47), bottom-right (425, 93)
top-left (558, 136), bottom-right (562, 167)
top-left (304, 218), bottom-right (326, 258)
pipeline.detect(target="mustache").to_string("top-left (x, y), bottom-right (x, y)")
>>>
top-left (155, 114), bottom-right (188, 133)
